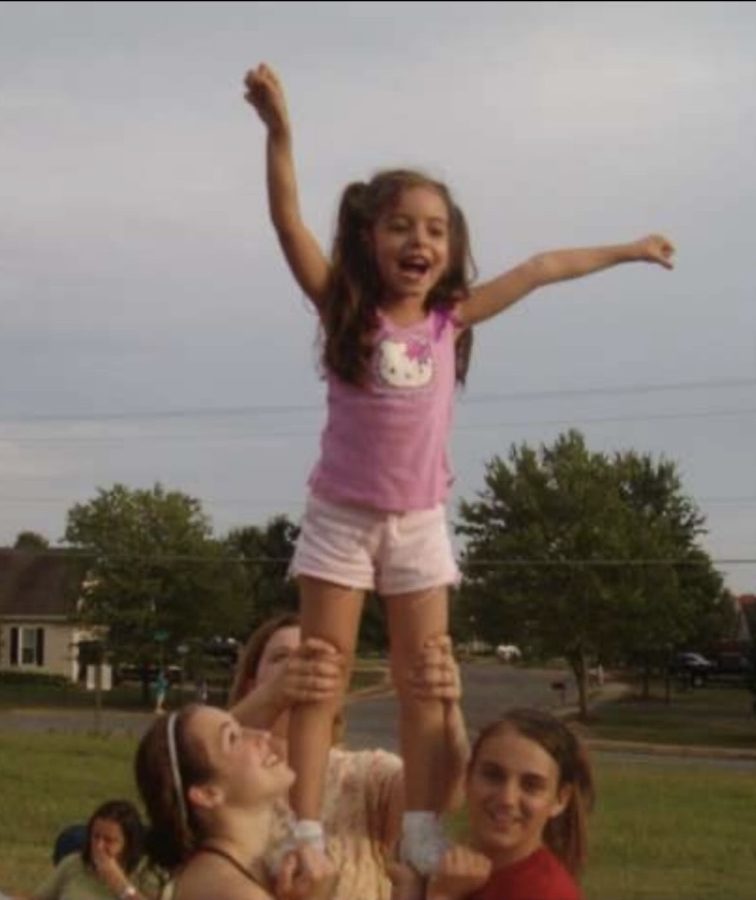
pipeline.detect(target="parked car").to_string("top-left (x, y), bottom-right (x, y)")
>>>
top-left (495, 644), bottom-right (523, 664)
top-left (203, 635), bottom-right (240, 666)
top-left (116, 662), bottom-right (182, 685)
top-left (715, 652), bottom-right (752, 675)
top-left (712, 652), bottom-right (754, 683)
top-left (671, 651), bottom-right (716, 687)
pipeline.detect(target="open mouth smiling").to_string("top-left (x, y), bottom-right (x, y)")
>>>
top-left (399, 256), bottom-right (431, 275)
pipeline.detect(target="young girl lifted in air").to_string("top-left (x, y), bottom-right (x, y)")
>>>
top-left (244, 62), bottom-right (674, 877)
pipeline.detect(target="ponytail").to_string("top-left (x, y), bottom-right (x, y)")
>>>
top-left (543, 730), bottom-right (594, 875)
top-left (322, 181), bottom-right (380, 386)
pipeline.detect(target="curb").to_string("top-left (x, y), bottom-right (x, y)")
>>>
top-left (584, 737), bottom-right (756, 762)
top-left (559, 681), bottom-right (756, 762)
top-left (347, 672), bottom-right (393, 703)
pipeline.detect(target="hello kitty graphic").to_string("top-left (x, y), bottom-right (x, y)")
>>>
top-left (376, 336), bottom-right (433, 388)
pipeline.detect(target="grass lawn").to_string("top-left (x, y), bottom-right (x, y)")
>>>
top-left (0, 664), bottom-right (390, 713)
top-left (0, 732), bottom-right (139, 894)
top-left (584, 759), bottom-right (756, 899)
top-left (2, 732), bottom-right (756, 899)
top-left (579, 680), bottom-right (756, 750)
top-left (0, 679), bottom-right (227, 711)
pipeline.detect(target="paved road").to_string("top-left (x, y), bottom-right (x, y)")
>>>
top-left (0, 662), bottom-right (573, 744)
top-left (346, 661), bottom-right (577, 751)
top-left (2, 663), bottom-right (755, 770)
top-left (0, 706), bottom-right (152, 736)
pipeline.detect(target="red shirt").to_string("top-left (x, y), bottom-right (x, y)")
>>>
top-left (471, 847), bottom-right (582, 900)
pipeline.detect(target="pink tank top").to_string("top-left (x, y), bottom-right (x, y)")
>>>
top-left (309, 307), bottom-right (459, 512)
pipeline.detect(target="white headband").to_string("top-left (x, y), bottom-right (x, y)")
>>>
top-left (166, 711), bottom-right (189, 830)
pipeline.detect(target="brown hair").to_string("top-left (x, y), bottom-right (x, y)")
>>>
top-left (227, 611), bottom-right (301, 706)
top-left (81, 799), bottom-right (145, 874)
top-left (323, 168), bottom-right (475, 387)
top-left (134, 704), bottom-right (214, 871)
top-left (469, 709), bottom-right (595, 876)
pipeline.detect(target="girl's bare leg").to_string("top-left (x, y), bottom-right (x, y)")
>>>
top-left (288, 575), bottom-right (364, 821)
top-left (385, 586), bottom-right (449, 872)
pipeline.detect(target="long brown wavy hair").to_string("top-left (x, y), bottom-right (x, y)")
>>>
top-left (468, 709), bottom-right (595, 876)
top-left (135, 704), bottom-right (213, 871)
top-left (322, 169), bottom-right (476, 387)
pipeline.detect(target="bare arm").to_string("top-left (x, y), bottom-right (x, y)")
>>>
top-left (457, 234), bottom-right (676, 328)
top-left (92, 850), bottom-right (158, 900)
top-left (274, 846), bottom-right (336, 900)
top-left (244, 64), bottom-right (331, 306)
top-left (231, 638), bottom-right (344, 729)
top-left (408, 636), bottom-right (470, 812)
top-left (387, 863), bottom-right (426, 900)
top-left (427, 846), bottom-right (492, 900)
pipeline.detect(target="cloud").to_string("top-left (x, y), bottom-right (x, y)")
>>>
top-left (1, 1), bottom-right (754, 590)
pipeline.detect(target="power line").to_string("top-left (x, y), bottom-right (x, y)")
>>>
top-left (3, 404), bottom-right (756, 444)
top-left (0, 375), bottom-right (754, 425)
top-left (461, 376), bottom-right (756, 405)
top-left (1, 494), bottom-right (756, 509)
top-left (462, 405), bottom-right (756, 433)
top-left (4, 549), bottom-right (756, 567)
top-left (462, 558), bottom-right (756, 568)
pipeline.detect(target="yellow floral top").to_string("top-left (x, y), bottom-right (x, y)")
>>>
top-left (265, 746), bottom-right (403, 900)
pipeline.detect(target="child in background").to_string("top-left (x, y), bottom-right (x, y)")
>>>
top-left (244, 62), bottom-right (673, 875)
top-left (24, 800), bottom-right (157, 900)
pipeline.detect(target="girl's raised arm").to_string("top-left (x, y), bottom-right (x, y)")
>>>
top-left (457, 234), bottom-right (675, 328)
top-left (244, 64), bottom-right (331, 308)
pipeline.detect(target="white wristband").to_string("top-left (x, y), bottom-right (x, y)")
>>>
top-left (293, 819), bottom-right (325, 843)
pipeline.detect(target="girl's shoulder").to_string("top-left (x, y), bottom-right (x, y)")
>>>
top-left (53, 851), bottom-right (88, 884)
top-left (481, 847), bottom-right (580, 900)
top-left (57, 851), bottom-right (86, 874)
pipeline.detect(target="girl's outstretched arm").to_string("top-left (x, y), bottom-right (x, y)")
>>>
top-left (244, 63), bottom-right (331, 307)
top-left (457, 234), bottom-right (675, 328)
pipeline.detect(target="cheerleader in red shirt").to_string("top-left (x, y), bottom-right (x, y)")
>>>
top-left (391, 708), bottom-right (594, 900)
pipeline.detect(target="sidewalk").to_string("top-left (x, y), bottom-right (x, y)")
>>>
top-left (584, 735), bottom-right (756, 761)
top-left (562, 679), bottom-right (756, 763)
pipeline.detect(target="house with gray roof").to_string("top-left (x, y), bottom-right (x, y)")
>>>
top-left (0, 548), bottom-right (95, 681)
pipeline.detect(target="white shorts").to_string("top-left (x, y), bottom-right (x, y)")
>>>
top-left (290, 494), bottom-right (460, 596)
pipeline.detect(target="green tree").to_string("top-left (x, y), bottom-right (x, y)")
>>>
top-left (224, 516), bottom-right (300, 629)
top-left (224, 516), bottom-right (389, 652)
top-left (13, 531), bottom-right (50, 551)
top-left (64, 484), bottom-right (247, 699)
top-left (610, 451), bottom-right (731, 697)
top-left (456, 430), bottom-right (729, 717)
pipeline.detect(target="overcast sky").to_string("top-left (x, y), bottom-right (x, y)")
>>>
top-left (2, 1), bottom-right (755, 593)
